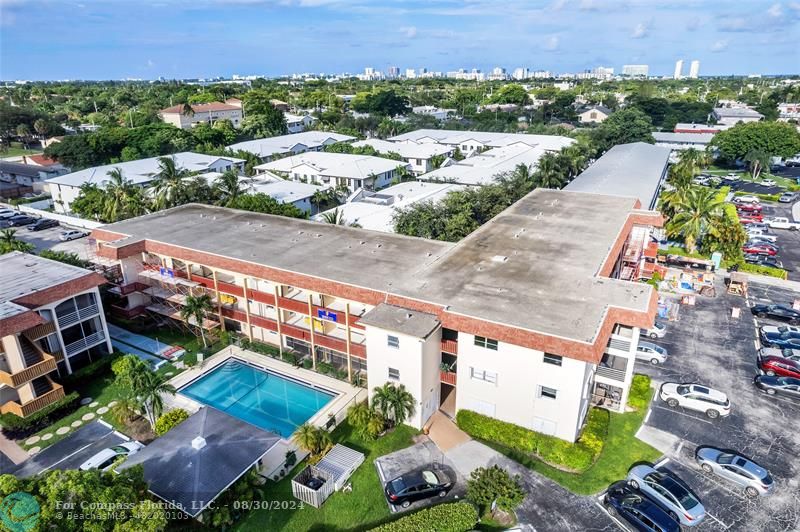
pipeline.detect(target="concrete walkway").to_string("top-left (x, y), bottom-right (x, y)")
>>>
top-left (426, 411), bottom-right (470, 452)
top-left (444, 440), bottom-right (617, 531)
top-left (0, 431), bottom-right (29, 465)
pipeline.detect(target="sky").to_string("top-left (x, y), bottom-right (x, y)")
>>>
top-left (0, 0), bottom-right (798, 80)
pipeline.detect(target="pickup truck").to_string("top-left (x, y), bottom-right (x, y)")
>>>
top-left (765, 217), bottom-right (800, 230)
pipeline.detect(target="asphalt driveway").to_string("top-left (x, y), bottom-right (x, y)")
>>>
top-left (11, 420), bottom-right (131, 478)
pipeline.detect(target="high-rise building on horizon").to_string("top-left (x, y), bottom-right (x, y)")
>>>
top-left (673, 59), bottom-right (684, 80)
top-left (512, 67), bottom-right (529, 80)
top-left (592, 66), bottom-right (614, 79)
top-left (688, 60), bottom-right (700, 79)
top-left (387, 66), bottom-right (400, 78)
top-left (405, 68), bottom-right (416, 79)
top-left (622, 64), bottom-right (649, 77)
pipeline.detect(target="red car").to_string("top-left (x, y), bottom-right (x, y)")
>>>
top-left (736, 203), bottom-right (763, 213)
top-left (758, 355), bottom-right (800, 378)
top-left (742, 244), bottom-right (778, 256)
top-left (739, 214), bottom-right (764, 223)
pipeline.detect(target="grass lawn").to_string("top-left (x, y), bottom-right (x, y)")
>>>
top-left (485, 376), bottom-right (661, 496)
top-left (1, 144), bottom-right (42, 157)
top-left (236, 422), bottom-right (419, 532)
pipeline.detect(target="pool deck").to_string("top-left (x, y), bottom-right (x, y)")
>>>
top-left (165, 346), bottom-right (367, 436)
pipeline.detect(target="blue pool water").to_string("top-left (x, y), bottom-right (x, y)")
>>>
top-left (180, 359), bottom-right (335, 437)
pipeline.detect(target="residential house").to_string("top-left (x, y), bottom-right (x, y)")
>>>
top-left (159, 102), bottom-right (244, 129)
top-left (228, 131), bottom-right (356, 163)
top-left (578, 105), bottom-right (613, 124)
top-left (285, 113), bottom-right (316, 134)
top-left (352, 138), bottom-right (452, 175)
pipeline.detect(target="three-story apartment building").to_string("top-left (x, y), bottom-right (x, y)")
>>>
top-left (92, 188), bottom-right (662, 442)
top-left (0, 253), bottom-right (112, 418)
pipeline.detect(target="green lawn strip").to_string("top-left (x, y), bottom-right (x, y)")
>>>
top-left (236, 422), bottom-right (419, 532)
top-left (21, 372), bottom-right (126, 451)
top-left (1, 146), bottom-right (42, 157)
top-left (483, 379), bottom-right (660, 496)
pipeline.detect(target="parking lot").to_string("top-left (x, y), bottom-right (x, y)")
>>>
top-left (633, 278), bottom-right (800, 531)
top-left (751, 201), bottom-right (800, 281)
top-left (7, 221), bottom-right (93, 260)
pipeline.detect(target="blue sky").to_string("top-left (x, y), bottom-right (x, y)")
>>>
top-left (1, 0), bottom-right (798, 80)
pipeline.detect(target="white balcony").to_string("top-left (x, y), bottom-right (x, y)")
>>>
top-left (56, 304), bottom-right (99, 328)
top-left (64, 330), bottom-right (106, 357)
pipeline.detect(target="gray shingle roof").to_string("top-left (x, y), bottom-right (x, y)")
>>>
top-left (119, 407), bottom-right (280, 517)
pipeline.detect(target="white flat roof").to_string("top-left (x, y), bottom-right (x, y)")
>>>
top-left (388, 129), bottom-right (574, 151)
top-left (352, 139), bottom-right (451, 160)
top-left (313, 181), bottom-right (462, 233)
top-left (653, 132), bottom-right (714, 144)
top-left (248, 179), bottom-right (326, 203)
top-left (420, 143), bottom-right (548, 186)
top-left (46, 152), bottom-right (244, 188)
top-left (255, 152), bottom-right (404, 180)
top-left (228, 131), bottom-right (355, 158)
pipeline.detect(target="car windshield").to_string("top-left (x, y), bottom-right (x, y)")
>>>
top-left (110, 446), bottom-right (129, 454)
top-left (663, 478), bottom-right (699, 510)
top-left (717, 453), bottom-right (736, 465)
top-left (677, 385), bottom-right (690, 395)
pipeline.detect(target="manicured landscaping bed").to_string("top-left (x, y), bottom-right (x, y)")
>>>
top-left (479, 375), bottom-right (661, 495)
top-left (236, 422), bottom-right (419, 532)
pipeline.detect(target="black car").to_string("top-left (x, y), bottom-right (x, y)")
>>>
top-left (753, 375), bottom-right (800, 400)
top-left (384, 469), bottom-right (453, 508)
top-left (6, 215), bottom-right (38, 227)
top-left (751, 304), bottom-right (800, 325)
top-left (604, 481), bottom-right (680, 532)
top-left (744, 254), bottom-right (784, 269)
top-left (27, 218), bottom-right (59, 231)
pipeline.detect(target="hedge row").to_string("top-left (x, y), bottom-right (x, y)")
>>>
top-left (370, 503), bottom-right (478, 532)
top-left (0, 392), bottom-right (80, 439)
top-left (456, 408), bottom-right (608, 472)
top-left (737, 262), bottom-right (788, 280)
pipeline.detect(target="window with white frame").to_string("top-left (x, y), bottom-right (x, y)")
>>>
top-left (543, 353), bottom-right (563, 366)
top-left (470, 367), bottom-right (497, 384)
top-left (474, 336), bottom-right (498, 350)
top-left (388, 367), bottom-right (400, 381)
top-left (387, 335), bottom-right (399, 348)
top-left (539, 386), bottom-right (558, 399)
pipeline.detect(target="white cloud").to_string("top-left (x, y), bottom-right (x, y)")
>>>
top-left (767, 2), bottom-right (783, 17)
top-left (146, 59), bottom-right (155, 68)
top-left (631, 22), bottom-right (648, 38)
top-left (711, 39), bottom-right (729, 52)
top-left (399, 25), bottom-right (417, 38)
top-left (549, 0), bottom-right (568, 10)
top-left (543, 35), bottom-right (560, 51)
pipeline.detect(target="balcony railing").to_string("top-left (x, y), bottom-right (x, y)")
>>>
top-left (111, 304), bottom-right (147, 319)
top-left (596, 365), bottom-right (626, 382)
top-left (56, 304), bottom-right (99, 328)
top-left (440, 370), bottom-right (457, 386)
top-left (112, 281), bottom-right (148, 296)
top-left (0, 380), bottom-right (65, 418)
top-left (23, 321), bottom-right (56, 341)
top-left (608, 336), bottom-right (632, 352)
top-left (64, 331), bottom-right (106, 357)
top-left (0, 354), bottom-right (58, 388)
top-left (441, 338), bottom-right (458, 355)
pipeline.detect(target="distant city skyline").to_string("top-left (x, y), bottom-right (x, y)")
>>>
top-left (1, 0), bottom-right (798, 81)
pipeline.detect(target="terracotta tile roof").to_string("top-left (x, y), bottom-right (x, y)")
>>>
top-left (159, 102), bottom-right (241, 114)
top-left (27, 154), bottom-right (59, 166)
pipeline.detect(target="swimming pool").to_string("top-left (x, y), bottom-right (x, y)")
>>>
top-left (179, 359), bottom-right (336, 437)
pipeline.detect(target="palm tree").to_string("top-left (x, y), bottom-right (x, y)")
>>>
top-left (138, 371), bottom-right (177, 430)
top-left (0, 228), bottom-right (34, 254)
top-left (321, 208), bottom-right (346, 225)
top-left (33, 118), bottom-right (49, 138)
top-left (292, 423), bottom-right (332, 457)
top-left (372, 383), bottom-right (415, 427)
top-left (310, 190), bottom-right (328, 214)
top-left (150, 156), bottom-right (190, 210)
top-left (102, 167), bottom-right (144, 222)
top-left (666, 186), bottom-right (724, 253)
top-left (180, 293), bottom-right (214, 347)
top-left (558, 144), bottom-right (589, 181)
top-left (181, 102), bottom-right (195, 117)
top-left (744, 149), bottom-right (770, 181)
top-left (214, 169), bottom-right (243, 206)
top-left (533, 152), bottom-right (566, 189)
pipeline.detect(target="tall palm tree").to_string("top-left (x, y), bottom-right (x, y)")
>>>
top-left (180, 293), bottom-right (214, 347)
top-left (559, 144), bottom-right (589, 181)
top-left (0, 228), bottom-right (34, 254)
top-left (214, 169), bottom-right (243, 206)
top-left (372, 383), bottom-right (415, 427)
top-left (292, 423), bottom-right (332, 457)
top-left (102, 167), bottom-right (144, 222)
top-left (310, 190), bottom-right (328, 214)
top-left (744, 149), bottom-right (770, 181)
top-left (138, 371), bottom-right (177, 430)
top-left (181, 102), bottom-right (195, 117)
top-left (533, 152), bottom-right (566, 189)
top-left (666, 186), bottom-right (724, 253)
top-left (150, 156), bottom-right (190, 210)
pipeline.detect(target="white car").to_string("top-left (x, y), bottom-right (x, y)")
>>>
top-left (758, 347), bottom-right (800, 363)
top-left (0, 209), bottom-right (17, 219)
top-left (79, 441), bottom-right (144, 471)
top-left (659, 383), bottom-right (731, 418)
top-left (60, 229), bottom-right (89, 241)
top-left (725, 173), bottom-right (741, 181)
top-left (765, 217), bottom-right (800, 230)
top-left (627, 465), bottom-right (706, 526)
top-left (640, 322), bottom-right (666, 339)
top-left (636, 341), bottom-right (668, 365)
top-left (760, 324), bottom-right (800, 336)
top-left (760, 179), bottom-right (777, 187)
top-left (745, 231), bottom-right (777, 243)
top-left (694, 447), bottom-right (773, 498)
top-left (733, 195), bottom-right (760, 204)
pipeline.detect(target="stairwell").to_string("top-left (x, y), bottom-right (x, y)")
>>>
top-left (30, 377), bottom-right (51, 398)
top-left (19, 337), bottom-right (44, 368)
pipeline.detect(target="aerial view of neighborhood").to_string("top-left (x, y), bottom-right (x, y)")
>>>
top-left (0, 1), bottom-right (799, 531)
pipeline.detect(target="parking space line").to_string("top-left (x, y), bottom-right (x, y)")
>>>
top-left (654, 457), bottom-right (670, 468)
top-left (644, 407), bottom-right (652, 424)
top-left (592, 499), bottom-right (628, 532)
top-left (705, 512), bottom-right (732, 530)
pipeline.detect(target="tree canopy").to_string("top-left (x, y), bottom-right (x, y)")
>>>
top-left (590, 107), bottom-right (655, 154)
top-left (710, 121), bottom-right (800, 163)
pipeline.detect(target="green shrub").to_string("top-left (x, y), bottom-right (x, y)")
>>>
top-left (0, 392), bottom-right (80, 438)
top-left (736, 262), bottom-right (788, 280)
top-left (61, 352), bottom-right (121, 389)
top-left (154, 408), bottom-right (190, 436)
top-left (628, 374), bottom-right (652, 411)
top-left (370, 502), bottom-right (479, 532)
top-left (456, 408), bottom-right (608, 472)
top-left (302, 359), bottom-right (312, 369)
top-left (466, 465), bottom-right (524, 514)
